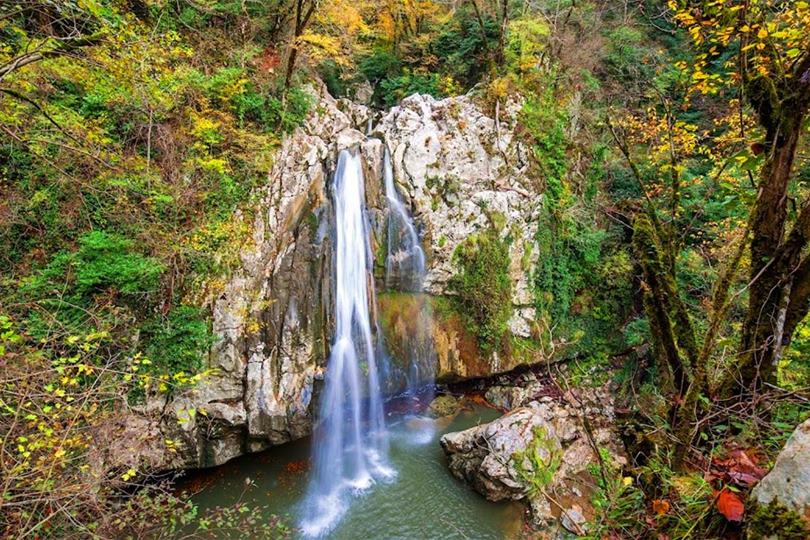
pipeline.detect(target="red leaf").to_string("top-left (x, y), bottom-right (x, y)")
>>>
top-left (716, 489), bottom-right (745, 522)
top-left (712, 449), bottom-right (768, 487)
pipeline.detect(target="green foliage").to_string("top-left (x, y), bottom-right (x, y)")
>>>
top-left (141, 306), bottom-right (215, 377)
top-left (521, 93), bottom-right (568, 201)
top-left (585, 449), bottom-right (647, 539)
top-left (359, 48), bottom-right (402, 84)
top-left (603, 25), bottom-right (651, 81)
top-left (20, 231), bottom-right (164, 338)
top-left (431, 9), bottom-right (499, 86)
top-left (358, 6), bottom-right (497, 105)
top-left (378, 70), bottom-right (449, 106)
top-left (318, 60), bottom-right (351, 98)
top-left (105, 486), bottom-right (290, 538)
top-left (69, 231), bottom-right (164, 296)
top-left (265, 87), bottom-right (314, 134)
top-left (747, 500), bottom-right (809, 540)
top-left (449, 228), bottom-right (513, 352)
top-left (504, 18), bottom-right (549, 74)
top-left (624, 318), bottom-right (651, 348)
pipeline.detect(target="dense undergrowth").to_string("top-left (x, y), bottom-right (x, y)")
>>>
top-left (1, 0), bottom-right (810, 538)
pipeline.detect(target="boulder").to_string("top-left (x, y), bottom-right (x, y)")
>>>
top-left (427, 394), bottom-right (462, 418)
top-left (752, 418), bottom-right (810, 523)
top-left (440, 387), bottom-right (625, 533)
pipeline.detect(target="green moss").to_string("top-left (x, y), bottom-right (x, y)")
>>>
top-left (449, 229), bottom-right (513, 352)
top-left (509, 335), bottom-right (544, 364)
top-left (512, 426), bottom-right (562, 496)
top-left (747, 500), bottom-right (809, 540)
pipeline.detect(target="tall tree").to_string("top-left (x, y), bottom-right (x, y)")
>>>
top-left (283, 0), bottom-right (321, 91)
top-left (672, 0), bottom-right (810, 393)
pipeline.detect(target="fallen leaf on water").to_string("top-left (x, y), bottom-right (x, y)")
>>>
top-left (716, 488), bottom-right (745, 522)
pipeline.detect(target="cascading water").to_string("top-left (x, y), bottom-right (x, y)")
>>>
top-left (300, 149), bottom-right (394, 537)
top-left (382, 148), bottom-right (436, 410)
top-left (384, 148), bottom-right (426, 292)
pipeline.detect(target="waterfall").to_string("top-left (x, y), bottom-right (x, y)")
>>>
top-left (300, 149), bottom-right (394, 537)
top-left (382, 148), bottom-right (436, 411)
top-left (384, 148), bottom-right (426, 292)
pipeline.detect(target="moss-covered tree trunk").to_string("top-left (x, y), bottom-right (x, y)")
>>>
top-left (732, 58), bottom-right (810, 395)
top-left (633, 213), bottom-right (702, 465)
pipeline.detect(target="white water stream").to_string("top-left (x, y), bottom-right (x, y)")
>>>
top-left (384, 148), bottom-right (426, 292)
top-left (300, 149), bottom-right (395, 537)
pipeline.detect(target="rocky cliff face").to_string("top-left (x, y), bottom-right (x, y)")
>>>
top-left (375, 93), bottom-right (538, 337)
top-left (116, 87), bottom-right (546, 471)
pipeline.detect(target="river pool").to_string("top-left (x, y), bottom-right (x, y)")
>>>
top-left (183, 403), bottom-right (524, 539)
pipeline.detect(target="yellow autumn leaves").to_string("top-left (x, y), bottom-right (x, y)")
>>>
top-left (670, 0), bottom-right (810, 94)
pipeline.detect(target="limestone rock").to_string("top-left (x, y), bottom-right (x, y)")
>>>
top-left (377, 93), bottom-right (539, 341)
top-left (485, 384), bottom-right (535, 410)
top-left (89, 414), bottom-right (174, 484)
top-left (752, 418), bottom-right (810, 522)
top-left (427, 394), bottom-right (461, 418)
top-left (440, 387), bottom-right (625, 532)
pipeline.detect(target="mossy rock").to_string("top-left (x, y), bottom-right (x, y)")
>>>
top-left (746, 499), bottom-right (809, 540)
top-left (428, 395), bottom-right (461, 418)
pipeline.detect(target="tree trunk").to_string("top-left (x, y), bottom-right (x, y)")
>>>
top-left (283, 0), bottom-right (318, 93)
top-left (736, 116), bottom-right (804, 392)
top-left (633, 213), bottom-right (701, 467)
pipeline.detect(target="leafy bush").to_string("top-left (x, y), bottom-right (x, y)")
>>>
top-left (359, 48), bottom-right (402, 83)
top-left (141, 305), bottom-right (215, 376)
top-left (504, 18), bottom-right (549, 74)
top-left (378, 70), bottom-right (450, 106)
top-left (26, 230), bottom-right (163, 299)
top-left (20, 231), bottom-right (164, 338)
top-left (266, 86), bottom-right (313, 133)
top-left (318, 59), bottom-right (350, 98)
top-left (603, 25), bottom-right (650, 80)
top-left (73, 231), bottom-right (164, 295)
top-left (449, 229), bottom-right (513, 351)
top-left (432, 9), bottom-right (498, 86)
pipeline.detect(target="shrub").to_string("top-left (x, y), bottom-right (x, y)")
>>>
top-left (141, 305), bottom-right (215, 376)
top-left (504, 18), bottom-right (550, 74)
top-left (378, 70), bottom-right (449, 106)
top-left (432, 9), bottom-right (498, 86)
top-left (25, 230), bottom-right (163, 299)
top-left (266, 86), bottom-right (313, 133)
top-left (72, 231), bottom-right (164, 295)
top-left (449, 229), bottom-right (513, 351)
top-left (604, 25), bottom-right (650, 80)
top-left (359, 48), bottom-right (402, 84)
